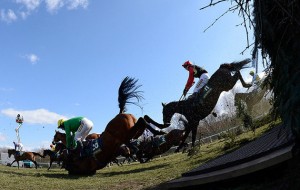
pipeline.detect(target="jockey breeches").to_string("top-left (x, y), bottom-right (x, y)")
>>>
top-left (193, 73), bottom-right (210, 93)
top-left (74, 118), bottom-right (93, 141)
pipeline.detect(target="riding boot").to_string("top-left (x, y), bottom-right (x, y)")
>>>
top-left (76, 141), bottom-right (83, 158)
top-left (68, 141), bottom-right (83, 160)
top-left (146, 123), bottom-right (166, 136)
top-left (192, 93), bottom-right (203, 107)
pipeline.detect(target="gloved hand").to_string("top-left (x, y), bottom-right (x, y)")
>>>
top-left (183, 88), bottom-right (188, 96)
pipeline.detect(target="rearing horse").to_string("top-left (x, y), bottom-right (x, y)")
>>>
top-left (145, 59), bottom-right (252, 152)
top-left (58, 76), bottom-right (164, 175)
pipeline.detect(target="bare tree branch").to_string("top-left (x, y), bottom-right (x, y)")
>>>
top-left (199, 0), bottom-right (228, 10)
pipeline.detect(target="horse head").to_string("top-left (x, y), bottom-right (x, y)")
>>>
top-left (53, 130), bottom-right (65, 145)
top-left (55, 142), bottom-right (66, 152)
top-left (8, 149), bottom-right (14, 158)
top-left (162, 102), bottom-right (178, 126)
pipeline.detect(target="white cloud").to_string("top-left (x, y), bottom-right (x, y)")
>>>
top-left (19, 11), bottom-right (30, 19)
top-left (16, 0), bottom-right (41, 11)
top-left (45, 0), bottom-right (88, 13)
top-left (1, 108), bottom-right (67, 125)
top-left (1, 0), bottom-right (89, 23)
top-left (0, 9), bottom-right (18, 23)
top-left (45, 0), bottom-right (64, 13)
top-left (24, 53), bottom-right (40, 64)
top-left (67, 0), bottom-right (89, 10)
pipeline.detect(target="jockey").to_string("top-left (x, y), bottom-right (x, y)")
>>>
top-left (16, 114), bottom-right (23, 123)
top-left (182, 60), bottom-right (210, 102)
top-left (13, 141), bottom-right (23, 151)
top-left (249, 70), bottom-right (261, 86)
top-left (50, 144), bottom-right (56, 151)
top-left (57, 117), bottom-right (93, 153)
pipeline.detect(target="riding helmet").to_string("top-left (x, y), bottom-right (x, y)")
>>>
top-left (182, 60), bottom-right (192, 68)
top-left (57, 119), bottom-right (65, 128)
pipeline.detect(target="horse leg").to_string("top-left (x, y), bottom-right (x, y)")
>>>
top-left (130, 155), bottom-right (137, 162)
top-left (33, 161), bottom-right (38, 169)
top-left (131, 118), bottom-right (164, 139)
top-left (10, 160), bottom-right (16, 167)
top-left (48, 160), bottom-right (52, 170)
top-left (144, 115), bottom-right (168, 129)
top-left (175, 127), bottom-right (191, 152)
top-left (191, 126), bottom-right (198, 147)
top-left (237, 71), bottom-right (252, 88)
top-left (141, 118), bottom-right (166, 136)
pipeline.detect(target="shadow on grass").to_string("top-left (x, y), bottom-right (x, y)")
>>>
top-left (0, 168), bottom-right (81, 179)
top-left (0, 163), bottom-right (170, 180)
top-left (100, 163), bottom-right (170, 177)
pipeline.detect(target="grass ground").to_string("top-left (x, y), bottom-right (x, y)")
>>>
top-left (1, 120), bottom-right (296, 190)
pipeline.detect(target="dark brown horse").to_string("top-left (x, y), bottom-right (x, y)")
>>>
top-left (145, 59), bottom-right (252, 152)
top-left (136, 128), bottom-right (187, 163)
top-left (86, 133), bottom-right (101, 140)
top-left (43, 149), bottom-right (62, 170)
top-left (43, 143), bottom-right (66, 170)
top-left (7, 149), bottom-right (44, 169)
top-left (53, 77), bottom-right (164, 175)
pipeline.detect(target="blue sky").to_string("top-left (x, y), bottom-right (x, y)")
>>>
top-left (0, 0), bottom-right (261, 150)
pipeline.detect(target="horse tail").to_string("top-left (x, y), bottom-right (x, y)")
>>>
top-left (33, 152), bottom-right (45, 158)
top-left (220, 58), bottom-right (251, 71)
top-left (118, 76), bottom-right (144, 114)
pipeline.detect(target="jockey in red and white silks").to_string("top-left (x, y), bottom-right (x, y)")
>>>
top-left (182, 60), bottom-right (210, 97)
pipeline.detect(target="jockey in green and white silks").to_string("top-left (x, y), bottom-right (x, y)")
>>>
top-left (57, 117), bottom-right (93, 149)
top-left (249, 70), bottom-right (261, 86)
top-left (248, 70), bottom-right (263, 93)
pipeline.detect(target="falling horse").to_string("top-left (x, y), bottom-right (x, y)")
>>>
top-left (145, 59), bottom-right (252, 152)
top-left (54, 77), bottom-right (164, 175)
top-left (136, 116), bottom-right (188, 163)
top-left (136, 129), bottom-right (187, 163)
top-left (53, 132), bottom-right (134, 166)
top-left (7, 149), bottom-right (45, 169)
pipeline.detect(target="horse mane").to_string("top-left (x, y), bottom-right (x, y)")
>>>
top-left (220, 58), bottom-right (251, 71)
top-left (118, 76), bottom-right (144, 114)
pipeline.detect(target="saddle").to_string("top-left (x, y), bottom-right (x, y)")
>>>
top-left (71, 138), bottom-right (104, 159)
top-left (15, 151), bottom-right (24, 157)
top-left (187, 84), bottom-right (213, 107)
